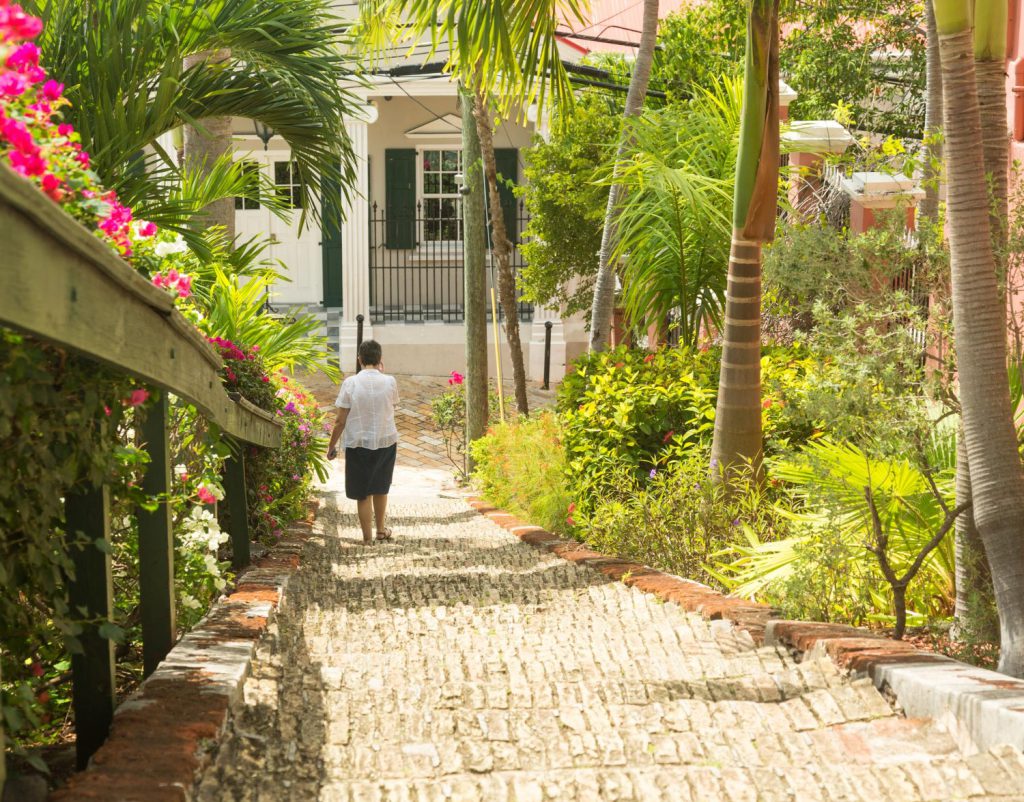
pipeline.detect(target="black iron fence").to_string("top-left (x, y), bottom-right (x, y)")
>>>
top-left (369, 201), bottom-right (534, 324)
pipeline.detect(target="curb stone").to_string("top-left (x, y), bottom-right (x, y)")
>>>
top-left (48, 499), bottom-right (321, 802)
top-left (468, 497), bottom-right (1024, 756)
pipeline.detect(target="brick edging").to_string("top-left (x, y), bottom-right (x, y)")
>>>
top-left (467, 497), bottom-right (1024, 754)
top-left (50, 498), bottom-right (322, 802)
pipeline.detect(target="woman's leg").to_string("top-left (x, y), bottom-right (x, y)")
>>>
top-left (356, 497), bottom-right (374, 543)
top-left (372, 494), bottom-right (389, 534)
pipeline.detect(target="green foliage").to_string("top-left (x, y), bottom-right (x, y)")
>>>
top-left (613, 77), bottom-right (739, 341)
top-left (469, 411), bottom-right (572, 535)
top-left (717, 438), bottom-right (957, 627)
top-left (200, 269), bottom-right (339, 380)
top-left (582, 449), bottom-right (787, 588)
top-left (655, 0), bottom-right (924, 138)
top-left (0, 331), bottom-right (140, 762)
top-left (30, 0), bottom-right (361, 229)
top-left (517, 93), bottom-right (619, 316)
top-left (430, 374), bottom-right (503, 480)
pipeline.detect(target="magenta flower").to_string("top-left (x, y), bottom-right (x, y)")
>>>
top-left (39, 79), bottom-right (62, 101)
top-left (0, 72), bottom-right (27, 97)
top-left (5, 41), bottom-right (39, 71)
top-left (448, 370), bottom-right (464, 386)
top-left (125, 388), bottom-right (149, 407)
top-left (137, 220), bottom-right (157, 238)
top-left (197, 486), bottom-right (217, 505)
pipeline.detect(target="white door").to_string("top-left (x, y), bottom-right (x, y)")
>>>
top-left (234, 149), bottom-right (323, 307)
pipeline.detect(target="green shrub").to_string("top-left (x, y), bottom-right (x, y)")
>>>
top-left (470, 412), bottom-right (572, 535)
top-left (581, 449), bottom-right (787, 588)
top-left (558, 345), bottom-right (810, 516)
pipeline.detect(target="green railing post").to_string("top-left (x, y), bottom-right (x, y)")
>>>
top-left (64, 485), bottom-right (116, 771)
top-left (224, 453), bottom-right (250, 569)
top-left (137, 393), bottom-right (176, 677)
top-left (1, 659), bottom-right (5, 799)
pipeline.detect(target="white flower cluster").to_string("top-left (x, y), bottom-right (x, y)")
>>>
top-left (155, 235), bottom-right (188, 257)
top-left (177, 505), bottom-right (230, 598)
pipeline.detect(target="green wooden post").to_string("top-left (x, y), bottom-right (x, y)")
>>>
top-left (1, 658), bottom-right (6, 800)
top-left (137, 393), bottom-right (176, 677)
top-left (224, 454), bottom-right (250, 569)
top-left (64, 485), bottom-right (116, 771)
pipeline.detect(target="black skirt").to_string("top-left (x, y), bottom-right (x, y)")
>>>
top-left (344, 443), bottom-right (398, 500)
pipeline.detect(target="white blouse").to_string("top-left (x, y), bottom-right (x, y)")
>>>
top-left (335, 369), bottom-right (400, 450)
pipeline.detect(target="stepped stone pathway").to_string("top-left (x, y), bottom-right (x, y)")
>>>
top-left (196, 468), bottom-right (1024, 801)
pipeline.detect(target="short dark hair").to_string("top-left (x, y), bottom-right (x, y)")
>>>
top-left (358, 339), bottom-right (382, 366)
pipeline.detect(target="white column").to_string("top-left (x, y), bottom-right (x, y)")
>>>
top-left (527, 304), bottom-right (566, 385)
top-left (339, 114), bottom-right (373, 371)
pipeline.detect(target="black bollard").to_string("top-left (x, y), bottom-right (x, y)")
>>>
top-left (356, 314), bottom-right (364, 373)
top-left (543, 320), bottom-right (553, 390)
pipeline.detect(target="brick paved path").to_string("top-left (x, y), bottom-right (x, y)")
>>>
top-left (197, 469), bottom-right (1024, 801)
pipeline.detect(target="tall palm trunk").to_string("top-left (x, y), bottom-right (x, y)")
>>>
top-left (934, 0), bottom-right (1024, 676)
top-left (183, 50), bottom-right (236, 241)
top-left (588, 0), bottom-right (660, 352)
top-left (473, 90), bottom-right (529, 416)
top-left (462, 86), bottom-right (489, 468)
top-left (920, 0), bottom-right (943, 222)
top-left (954, 0), bottom-right (1008, 642)
top-left (709, 0), bottom-right (780, 481)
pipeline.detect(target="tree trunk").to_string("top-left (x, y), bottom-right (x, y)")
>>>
top-left (462, 86), bottom-right (489, 470)
top-left (920, 0), bottom-right (943, 222)
top-left (182, 50), bottom-right (235, 241)
top-left (587, 0), bottom-right (660, 352)
top-left (709, 0), bottom-right (780, 481)
top-left (937, 21), bottom-right (1024, 677)
top-left (952, 15), bottom-right (1009, 643)
top-left (473, 90), bottom-right (529, 416)
top-left (954, 430), bottom-right (999, 642)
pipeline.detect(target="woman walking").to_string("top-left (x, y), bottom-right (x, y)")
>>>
top-left (326, 340), bottom-right (399, 544)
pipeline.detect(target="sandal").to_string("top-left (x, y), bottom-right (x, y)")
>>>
top-left (375, 527), bottom-right (394, 542)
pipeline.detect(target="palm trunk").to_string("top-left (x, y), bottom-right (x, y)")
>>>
top-left (920, 0), bottom-right (943, 222)
top-left (183, 50), bottom-right (236, 241)
top-left (953, 2), bottom-right (1008, 641)
top-left (709, 0), bottom-right (780, 481)
top-left (587, 0), bottom-right (660, 352)
top-left (462, 86), bottom-right (489, 469)
top-left (935, 6), bottom-right (1024, 676)
top-left (473, 90), bottom-right (529, 416)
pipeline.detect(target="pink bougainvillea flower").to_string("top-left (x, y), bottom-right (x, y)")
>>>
top-left (5, 41), bottom-right (39, 71)
top-left (56, 122), bottom-right (73, 137)
top-left (39, 79), bottom-right (62, 101)
top-left (137, 220), bottom-right (157, 237)
top-left (4, 7), bottom-right (45, 41)
top-left (197, 486), bottom-right (217, 505)
top-left (103, 405), bottom-right (112, 417)
top-left (125, 388), bottom-right (149, 407)
top-left (662, 430), bottom-right (675, 443)
top-left (0, 71), bottom-right (27, 97)
top-left (448, 370), bottom-right (464, 386)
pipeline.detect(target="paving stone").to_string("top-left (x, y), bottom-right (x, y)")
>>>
top-left (196, 467), bottom-right (1024, 802)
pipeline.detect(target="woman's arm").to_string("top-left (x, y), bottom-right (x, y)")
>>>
top-left (326, 407), bottom-right (349, 459)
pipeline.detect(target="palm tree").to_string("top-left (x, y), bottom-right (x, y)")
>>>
top-left (953, 0), bottom-right (1008, 643)
top-left (587, 0), bottom-right (660, 352)
top-left (932, 0), bottom-right (1024, 676)
top-left (708, 0), bottom-right (781, 482)
top-left (610, 78), bottom-right (740, 345)
top-left (358, 0), bottom-right (588, 416)
top-left (29, 0), bottom-right (361, 233)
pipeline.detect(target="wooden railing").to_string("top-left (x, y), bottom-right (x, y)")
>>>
top-left (0, 165), bottom-right (283, 784)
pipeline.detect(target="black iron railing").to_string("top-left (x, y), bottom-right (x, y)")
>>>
top-left (369, 201), bottom-right (534, 324)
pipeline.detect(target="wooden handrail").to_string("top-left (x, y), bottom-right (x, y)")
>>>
top-left (0, 165), bottom-right (280, 448)
top-left (0, 164), bottom-right (289, 776)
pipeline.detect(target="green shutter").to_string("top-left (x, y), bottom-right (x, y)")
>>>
top-left (385, 149), bottom-right (416, 249)
top-left (495, 148), bottom-right (518, 242)
top-left (321, 174), bottom-right (343, 307)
